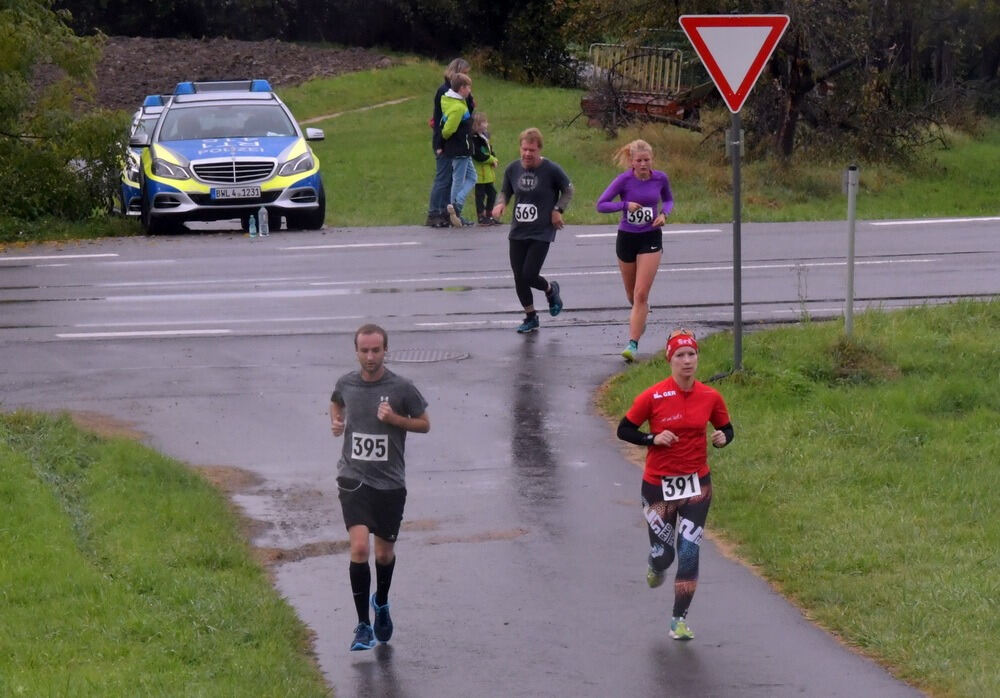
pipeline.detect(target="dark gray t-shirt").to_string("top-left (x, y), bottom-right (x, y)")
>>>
top-left (331, 369), bottom-right (428, 489)
top-left (500, 158), bottom-right (572, 242)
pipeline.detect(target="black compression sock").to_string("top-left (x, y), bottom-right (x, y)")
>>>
top-left (349, 561), bottom-right (371, 624)
top-left (375, 556), bottom-right (396, 607)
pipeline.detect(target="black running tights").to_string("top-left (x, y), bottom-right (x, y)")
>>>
top-left (509, 238), bottom-right (550, 309)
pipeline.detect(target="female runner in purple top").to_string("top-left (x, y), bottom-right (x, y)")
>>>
top-left (596, 139), bottom-right (674, 362)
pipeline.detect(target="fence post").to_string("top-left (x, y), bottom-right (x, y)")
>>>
top-left (844, 164), bottom-right (859, 336)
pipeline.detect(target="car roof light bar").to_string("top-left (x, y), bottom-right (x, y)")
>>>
top-left (173, 80), bottom-right (273, 95)
top-left (142, 95), bottom-right (164, 107)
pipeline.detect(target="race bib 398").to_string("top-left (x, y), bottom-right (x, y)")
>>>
top-left (626, 206), bottom-right (654, 225)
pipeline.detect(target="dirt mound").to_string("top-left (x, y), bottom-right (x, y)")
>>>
top-left (93, 36), bottom-right (393, 112)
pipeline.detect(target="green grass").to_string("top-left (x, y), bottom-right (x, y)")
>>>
top-left (0, 412), bottom-right (329, 697)
top-left (599, 299), bottom-right (1000, 697)
top-left (278, 59), bottom-right (1000, 226)
top-left (4, 57), bottom-right (999, 242)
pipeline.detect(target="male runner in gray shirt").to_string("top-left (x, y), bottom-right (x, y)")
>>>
top-left (330, 323), bottom-right (429, 651)
top-left (492, 127), bottom-right (574, 334)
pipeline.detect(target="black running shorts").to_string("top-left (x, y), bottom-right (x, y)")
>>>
top-left (616, 229), bottom-right (663, 263)
top-left (337, 477), bottom-right (407, 542)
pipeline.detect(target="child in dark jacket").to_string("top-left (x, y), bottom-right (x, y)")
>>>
top-left (470, 112), bottom-right (500, 225)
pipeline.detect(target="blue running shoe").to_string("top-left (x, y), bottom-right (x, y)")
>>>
top-left (517, 315), bottom-right (540, 333)
top-left (350, 622), bottom-right (376, 651)
top-left (371, 593), bottom-right (393, 643)
top-left (546, 280), bottom-right (563, 316)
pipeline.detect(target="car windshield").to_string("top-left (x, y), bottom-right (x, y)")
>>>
top-left (159, 104), bottom-right (296, 141)
top-left (132, 115), bottom-right (159, 139)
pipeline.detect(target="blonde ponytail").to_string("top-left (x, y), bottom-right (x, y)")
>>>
top-left (613, 139), bottom-right (653, 169)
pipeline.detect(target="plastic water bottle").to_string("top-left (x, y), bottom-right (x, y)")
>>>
top-left (248, 214), bottom-right (257, 237)
top-left (258, 206), bottom-right (269, 236)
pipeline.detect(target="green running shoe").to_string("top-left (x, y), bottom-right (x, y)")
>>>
top-left (646, 565), bottom-right (665, 589)
top-left (622, 340), bottom-right (638, 362)
top-left (669, 616), bottom-right (694, 641)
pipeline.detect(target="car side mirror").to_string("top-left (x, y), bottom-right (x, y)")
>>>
top-left (305, 128), bottom-right (325, 141)
top-left (129, 133), bottom-right (151, 147)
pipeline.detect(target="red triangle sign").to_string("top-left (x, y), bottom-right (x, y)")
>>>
top-left (679, 14), bottom-right (789, 113)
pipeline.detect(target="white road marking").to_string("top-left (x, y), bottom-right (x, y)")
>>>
top-left (0, 253), bottom-right (119, 262)
top-left (281, 241), bottom-right (421, 251)
top-left (869, 216), bottom-right (1000, 226)
top-left (415, 320), bottom-right (520, 327)
top-left (576, 228), bottom-right (723, 238)
top-left (74, 315), bottom-right (364, 328)
top-left (106, 288), bottom-right (360, 302)
top-left (98, 275), bottom-right (328, 288)
top-left (310, 257), bottom-right (934, 287)
top-left (57, 329), bottom-right (232, 339)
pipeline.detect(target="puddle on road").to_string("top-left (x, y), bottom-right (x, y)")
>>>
top-left (425, 528), bottom-right (529, 545)
top-left (68, 410), bottom-right (533, 568)
top-left (69, 410), bottom-right (147, 441)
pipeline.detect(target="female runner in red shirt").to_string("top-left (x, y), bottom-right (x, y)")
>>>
top-left (616, 329), bottom-right (734, 640)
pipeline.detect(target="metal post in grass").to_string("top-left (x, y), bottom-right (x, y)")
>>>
top-left (844, 164), bottom-right (859, 336)
top-left (729, 113), bottom-right (744, 370)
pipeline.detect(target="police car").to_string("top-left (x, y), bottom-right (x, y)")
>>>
top-left (130, 79), bottom-right (325, 233)
top-left (119, 94), bottom-right (169, 216)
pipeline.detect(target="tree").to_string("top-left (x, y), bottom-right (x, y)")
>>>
top-left (0, 0), bottom-right (126, 220)
top-left (568, 0), bottom-right (1000, 160)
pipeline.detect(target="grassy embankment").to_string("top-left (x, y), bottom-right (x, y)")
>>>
top-left (3, 57), bottom-right (999, 243)
top-left (285, 59), bottom-right (1000, 225)
top-left (599, 300), bottom-right (1000, 698)
top-left (0, 413), bottom-right (329, 696)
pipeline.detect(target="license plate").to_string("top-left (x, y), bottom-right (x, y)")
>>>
top-left (212, 186), bottom-right (261, 200)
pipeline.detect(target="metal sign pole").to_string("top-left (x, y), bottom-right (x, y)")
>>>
top-left (844, 164), bottom-right (859, 336)
top-left (731, 111), bottom-right (743, 370)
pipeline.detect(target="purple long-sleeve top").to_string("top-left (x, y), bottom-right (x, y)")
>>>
top-left (596, 170), bottom-right (674, 233)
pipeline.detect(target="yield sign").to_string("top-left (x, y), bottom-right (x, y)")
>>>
top-left (679, 14), bottom-right (789, 113)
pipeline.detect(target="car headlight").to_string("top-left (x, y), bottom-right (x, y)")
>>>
top-left (278, 151), bottom-right (315, 176)
top-left (152, 158), bottom-right (191, 180)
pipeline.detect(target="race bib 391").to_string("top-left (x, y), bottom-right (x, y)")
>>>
top-left (661, 473), bottom-right (701, 501)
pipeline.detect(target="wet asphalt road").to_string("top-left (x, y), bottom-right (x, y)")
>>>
top-left (3, 218), bottom-right (996, 695)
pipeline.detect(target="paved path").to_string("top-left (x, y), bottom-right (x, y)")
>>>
top-left (6, 218), bottom-right (992, 694)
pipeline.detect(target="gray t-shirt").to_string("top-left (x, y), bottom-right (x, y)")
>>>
top-left (500, 158), bottom-right (572, 242)
top-left (331, 369), bottom-right (428, 489)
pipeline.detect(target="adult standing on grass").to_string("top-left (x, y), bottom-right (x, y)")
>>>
top-left (426, 58), bottom-right (474, 228)
top-left (330, 324), bottom-right (430, 651)
top-left (596, 139), bottom-right (674, 362)
top-left (491, 127), bottom-right (574, 333)
top-left (616, 329), bottom-right (733, 641)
